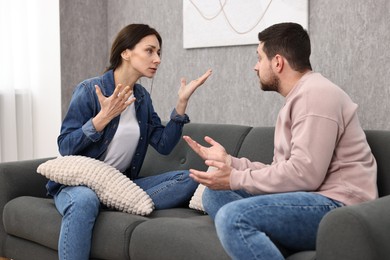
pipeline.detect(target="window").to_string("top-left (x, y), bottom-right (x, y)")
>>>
top-left (0, 0), bottom-right (61, 162)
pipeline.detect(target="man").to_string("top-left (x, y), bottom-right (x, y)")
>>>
top-left (183, 22), bottom-right (377, 260)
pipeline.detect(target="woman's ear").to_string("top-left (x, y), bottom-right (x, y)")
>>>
top-left (121, 49), bottom-right (131, 61)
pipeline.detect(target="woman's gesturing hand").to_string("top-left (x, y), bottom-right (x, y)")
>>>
top-left (176, 69), bottom-right (212, 115)
top-left (92, 84), bottom-right (136, 132)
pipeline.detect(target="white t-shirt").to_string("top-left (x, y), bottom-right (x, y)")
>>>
top-left (103, 97), bottom-right (140, 172)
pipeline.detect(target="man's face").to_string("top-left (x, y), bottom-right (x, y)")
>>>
top-left (254, 43), bottom-right (280, 93)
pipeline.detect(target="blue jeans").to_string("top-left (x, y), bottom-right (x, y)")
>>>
top-left (133, 170), bottom-right (198, 209)
top-left (54, 170), bottom-right (197, 260)
top-left (203, 189), bottom-right (344, 260)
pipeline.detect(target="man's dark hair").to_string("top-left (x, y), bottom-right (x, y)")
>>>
top-left (258, 22), bottom-right (312, 72)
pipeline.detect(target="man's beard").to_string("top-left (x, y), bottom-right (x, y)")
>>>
top-left (260, 71), bottom-right (280, 93)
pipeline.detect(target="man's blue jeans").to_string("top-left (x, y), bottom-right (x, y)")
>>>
top-left (54, 170), bottom-right (197, 260)
top-left (203, 189), bottom-right (344, 260)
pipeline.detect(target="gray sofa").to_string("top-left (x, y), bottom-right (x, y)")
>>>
top-left (1, 123), bottom-right (390, 260)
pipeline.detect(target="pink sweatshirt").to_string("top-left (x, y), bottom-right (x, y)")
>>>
top-left (230, 72), bottom-right (378, 206)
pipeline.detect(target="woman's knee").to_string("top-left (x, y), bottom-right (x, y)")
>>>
top-left (58, 186), bottom-right (100, 216)
top-left (169, 170), bottom-right (199, 197)
top-left (74, 186), bottom-right (100, 207)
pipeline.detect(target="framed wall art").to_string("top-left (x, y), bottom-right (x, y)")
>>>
top-left (183, 0), bottom-right (308, 49)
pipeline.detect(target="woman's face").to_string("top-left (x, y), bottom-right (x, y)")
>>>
top-left (126, 34), bottom-right (161, 78)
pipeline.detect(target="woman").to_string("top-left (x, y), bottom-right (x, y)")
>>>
top-left (46, 23), bottom-right (212, 259)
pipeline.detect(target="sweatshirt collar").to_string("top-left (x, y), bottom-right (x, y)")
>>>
top-left (285, 71), bottom-right (314, 100)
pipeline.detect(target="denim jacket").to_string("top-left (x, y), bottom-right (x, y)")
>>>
top-left (46, 70), bottom-right (189, 196)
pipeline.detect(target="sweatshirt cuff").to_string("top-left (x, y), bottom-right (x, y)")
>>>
top-left (229, 168), bottom-right (241, 190)
top-left (230, 156), bottom-right (242, 169)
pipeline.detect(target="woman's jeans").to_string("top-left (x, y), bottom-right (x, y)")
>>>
top-left (54, 170), bottom-right (197, 260)
top-left (203, 189), bottom-right (344, 260)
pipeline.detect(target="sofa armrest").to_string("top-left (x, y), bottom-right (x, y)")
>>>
top-left (0, 158), bottom-right (53, 200)
top-left (0, 158), bottom-right (52, 255)
top-left (316, 195), bottom-right (390, 260)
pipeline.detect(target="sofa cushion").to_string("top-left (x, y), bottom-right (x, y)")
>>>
top-left (237, 126), bottom-right (275, 163)
top-left (189, 183), bottom-right (206, 212)
top-left (4, 235), bottom-right (59, 260)
top-left (286, 251), bottom-right (316, 260)
top-left (3, 197), bottom-right (60, 250)
top-left (3, 196), bottom-right (147, 260)
top-left (364, 130), bottom-right (390, 197)
top-left (316, 195), bottom-right (390, 260)
top-left (37, 155), bottom-right (154, 215)
top-left (147, 207), bottom-right (204, 218)
top-left (129, 216), bottom-right (230, 260)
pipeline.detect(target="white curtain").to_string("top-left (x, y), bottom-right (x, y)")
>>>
top-left (0, 0), bottom-right (61, 163)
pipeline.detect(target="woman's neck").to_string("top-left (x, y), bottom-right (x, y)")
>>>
top-left (113, 66), bottom-right (139, 90)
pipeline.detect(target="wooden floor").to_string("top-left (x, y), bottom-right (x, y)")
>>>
top-left (0, 257), bottom-right (11, 260)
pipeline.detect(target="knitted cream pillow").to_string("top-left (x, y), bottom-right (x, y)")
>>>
top-left (37, 155), bottom-right (154, 216)
top-left (189, 166), bottom-right (217, 212)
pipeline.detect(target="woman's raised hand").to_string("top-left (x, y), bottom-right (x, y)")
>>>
top-left (176, 69), bottom-right (212, 115)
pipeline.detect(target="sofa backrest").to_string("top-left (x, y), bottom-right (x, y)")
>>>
top-left (364, 130), bottom-right (390, 197)
top-left (139, 123), bottom-right (252, 177)
top-left (140, 123), bottom-right (390, 198)
top-left (236, 126), bottom-right (275, 164)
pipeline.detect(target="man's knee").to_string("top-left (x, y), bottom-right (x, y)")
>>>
top-left (214, 202), bottom-right (242, 242)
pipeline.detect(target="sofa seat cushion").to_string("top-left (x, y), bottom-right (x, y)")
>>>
top-left (286, 251), bottom-right (316, 260)
top-left (129, 215), bottom-right (230, 260)
top-left (3, 196), bottom-right (147, 259)
top-left (147, 207), bottom-right (205, 218)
